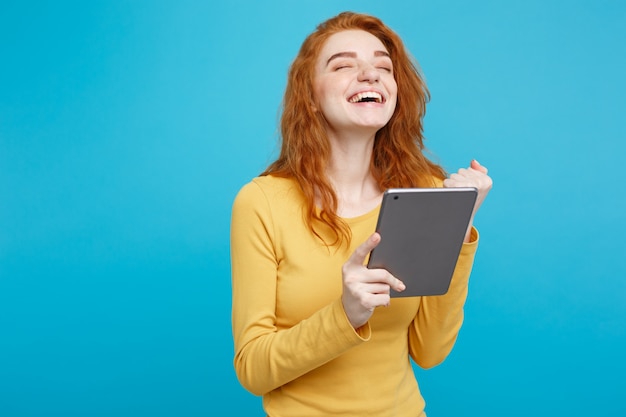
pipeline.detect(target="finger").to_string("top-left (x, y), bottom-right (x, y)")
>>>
top-left (347, 232), bottom-right (381, 266)
top-left (363, 269), bottom-right (406, 292)
top-left (443, 177), bottom-right (465, 188)
top-left (449, 172), bottom-right (466, 181)
top-left (393, 279), bottom-right (406, 292)
top-left (470, 159), bottom-right (488, 174)
top-left (368, 293), bottom-right (392, 309)
top-left (362, 282), bottom-right (392, 295)
top-left (445, 173), bottom-right (471, 187)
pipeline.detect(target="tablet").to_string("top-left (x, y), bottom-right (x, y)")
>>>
top-left (367, 187), bottom-right (477, 297)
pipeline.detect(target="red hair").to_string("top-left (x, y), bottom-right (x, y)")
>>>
top-left (262, 11), bottom-right (446, 247)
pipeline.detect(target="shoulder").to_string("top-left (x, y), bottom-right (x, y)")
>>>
top-left (232, 175), bottom-right (303, 213)
top-left (430, 176), bottom-right (444, 188)
top-left (414, 174), bottom-right (444, 188)
top-left (235, 175), bottom-right (299, 200)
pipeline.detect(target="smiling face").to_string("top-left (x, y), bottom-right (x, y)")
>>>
top-left (313, 30), bottom-right (398, 137)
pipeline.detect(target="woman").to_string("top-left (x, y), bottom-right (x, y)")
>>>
top-left (230, 11), bottom-right (492, 417)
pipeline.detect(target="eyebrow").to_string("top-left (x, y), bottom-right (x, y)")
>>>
top-left (326, 50), bottom-right (391, 66)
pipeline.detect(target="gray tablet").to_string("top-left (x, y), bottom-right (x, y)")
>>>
top-left (367, 187), bottom-right (477, 297)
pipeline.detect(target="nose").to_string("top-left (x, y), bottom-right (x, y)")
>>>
top-left (357, 63), bottom-right (380, 83)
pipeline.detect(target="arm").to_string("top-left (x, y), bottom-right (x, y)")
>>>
top-left (230, 182), bottom-right (369, 396)
top-left (409, 160), bottom-right (491, 367)
top-left (445, 159), bottom-right (493, 242)
top-left (408, 228), bottom-right (478, 368)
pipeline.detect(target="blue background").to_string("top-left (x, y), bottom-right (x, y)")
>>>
top-left (1, 0), bottom-right (624, 416)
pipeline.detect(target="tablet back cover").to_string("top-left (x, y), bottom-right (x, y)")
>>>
top-left (367, 187), bottom-right (477, 297)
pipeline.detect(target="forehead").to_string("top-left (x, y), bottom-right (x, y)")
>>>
top-left (318, 29), bottom-right (389, 60)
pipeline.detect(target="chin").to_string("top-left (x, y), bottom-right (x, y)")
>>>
top-left (356, 119), bottom-right (390, 130)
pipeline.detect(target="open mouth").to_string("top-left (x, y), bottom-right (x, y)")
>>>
top-left (348, 91), bottom-right (383, 104)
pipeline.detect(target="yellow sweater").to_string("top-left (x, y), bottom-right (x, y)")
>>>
top-left (230, 175), bottom-right (478, 417)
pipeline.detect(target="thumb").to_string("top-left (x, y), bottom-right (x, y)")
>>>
top-left (349, 232), bottom-right (381, 266)
top-left (470, 159), bottom-right (488, 174)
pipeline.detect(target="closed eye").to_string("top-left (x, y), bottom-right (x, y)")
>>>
top-left (333, 60), bottom-right (354, 71)
top-left (375, 59), bottom-right (393, 73)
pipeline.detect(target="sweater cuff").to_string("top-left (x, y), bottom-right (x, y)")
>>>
top-left (331, 298), bottom-right (371, 342)
top-left (462, 226), bottom-right (479, 250)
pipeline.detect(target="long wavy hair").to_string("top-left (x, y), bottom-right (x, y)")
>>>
top-left (262, 11), bottom-right (446, 247)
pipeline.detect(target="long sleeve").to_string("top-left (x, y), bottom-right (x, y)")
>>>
top-left (230, 180), bottom-right (370, 396)
top-left (408, 227), bottom-right (479, 368)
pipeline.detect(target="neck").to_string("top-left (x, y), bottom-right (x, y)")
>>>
top-left (325, 130), bottom-right (383, 217)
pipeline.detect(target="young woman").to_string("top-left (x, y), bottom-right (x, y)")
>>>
top-left (230, 11), bottom-right (492, 417)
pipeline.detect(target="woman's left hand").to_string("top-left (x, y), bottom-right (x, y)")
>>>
top-left (443, 160), bottom-right (493, 241)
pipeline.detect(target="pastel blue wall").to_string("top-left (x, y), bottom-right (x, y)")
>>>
top-left (1, 1), bottom-right (624, 416)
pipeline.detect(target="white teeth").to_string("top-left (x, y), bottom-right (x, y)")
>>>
top-left (348, 91), bottom-right (383, 103)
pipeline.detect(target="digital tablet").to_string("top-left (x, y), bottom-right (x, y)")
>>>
top-left (367, 187), bottom-right (477, 297)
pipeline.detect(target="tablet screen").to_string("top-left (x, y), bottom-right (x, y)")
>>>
top-left (367, 187), bottom-right (477, 297)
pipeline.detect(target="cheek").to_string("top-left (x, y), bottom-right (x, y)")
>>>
top-left (388, 78), bottom-right (398, 97)
top-left (313, 80), bottom-right (333, 107)
top-left (387, 82), bottom-right (398, 111)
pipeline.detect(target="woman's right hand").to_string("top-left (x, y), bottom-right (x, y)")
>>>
top-left (341, 233), bottom-right (406, 329)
